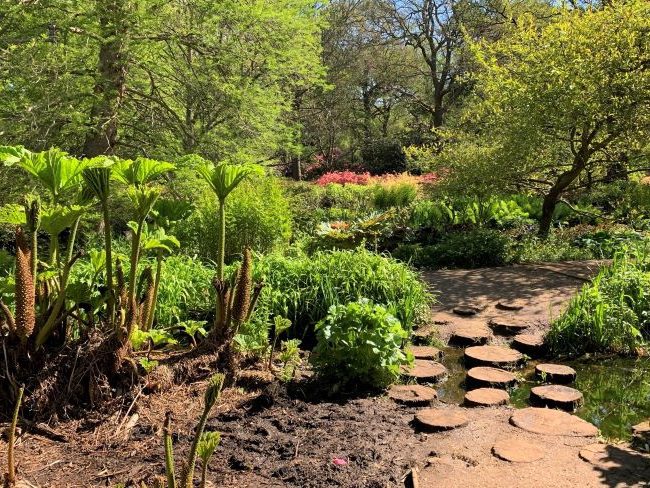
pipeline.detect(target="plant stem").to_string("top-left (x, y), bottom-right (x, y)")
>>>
top-left (126, 218), bottom-right (145, 337)
top-left (146, 252), bottom-right (163, 331)
top-left (49, 233), bottom-right (59, 266)
top-left (217, 198), bottom-right (226, 280)
top-left (102, 202), bottom-right (115, 326)
top-left (163, 411), bottom-right (177, 488)
top-left (5, 386), bottom-right (24, 488)
top-left (66, 216), bottom-right (81, 266)
top-left (181, 404), bottom-right (211, 488)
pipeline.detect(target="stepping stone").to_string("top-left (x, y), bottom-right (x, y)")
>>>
top-left (464, 345), bottom-right (524, 369)
top-left (449, 323), bottom-right (492, 346)
top-left (632, 420), bottom-right (650, 449)
top-left (464, 388), bottom-right (509, 407)
top-left (388, 385), bottom-right (437, 406)
top-left (488, 316), bottom-right (528, 335)
top-left (453, 305), bottom-right (480, 317)
top-left (401, 360), bottom-right (448, 383)
top-left (411, 325), bottom-right (436, 344)
top-left (530, 385), bottom-right (583, 411)
top-left (492, 438), bottom-right (545, 463)
top-left (415, 408), bottom-right (469, 432)
top-left (579, 443), bottom-right (650, 476)
top-left (408, 345), bottom-right (443, 360)
top-left (495, 300), bottom-right (525, 311)
top-left (512, 333), bottom-right (546, 357)
top-left (510, 407), bottom-right (598, 437)
top-left (466, 367), bottom-right (517, 389)
top-left (535, 363), bottom-right (576, 384)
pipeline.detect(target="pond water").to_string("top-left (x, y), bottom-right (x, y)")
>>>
top-left (436, 347), bottom-right (650, 440)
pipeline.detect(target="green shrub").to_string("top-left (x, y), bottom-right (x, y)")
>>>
top-left (251, 248), bottom-right (431, 340)
top-left (311, 299), bottom-right (411, 387)
top-left (373, 183), bottom-right (418, 209)
top-left (393, 229), bottom-right (514, 269)
top-left (178, 175), bottom-right (292, 262)
top-left (513, 232), bottom-right (594, 263)
top-left (547, 250), bottom-right (650, 356)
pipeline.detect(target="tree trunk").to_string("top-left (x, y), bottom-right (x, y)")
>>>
top-left (538, 157), bottom-right (587, 239)
top-left (83, 0), bottom-right (129, 157)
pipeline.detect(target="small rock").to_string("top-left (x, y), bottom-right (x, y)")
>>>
top-left (415, 408), bottom-right (469, 432)
top-left (492, 438), bottom-right (545, 463)
top-left (488, 317), bottom-right (529, 335)
top-left (466, 367), bottom-right (518, 389)
top-left (388, 385), bottom-right (437, 406)
top-left (530, 384), bottom-right (583, 411)
top-left (448, 323), bottom-right (492, 346)
top-left (453, 305), bottom-right (480, 317)
top-left (510, 407), bottom-right (597, 437)
top-left (535, 363), bottom-right (577, 384)
top-left (464, 345), bottom-right (524, 369)
top-left (401, 360), bottom-right (448, 383)
top-left (464, 388), bottom-right (509, 407)
top-left (495, 300), bottom-right (525, 311)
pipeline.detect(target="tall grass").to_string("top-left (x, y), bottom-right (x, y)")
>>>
top-left (547, 247), bottom-right (650, 356)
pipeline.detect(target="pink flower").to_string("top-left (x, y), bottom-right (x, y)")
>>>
top-left (332, 457), bottom-right (348, 466)
top-left (316, 171), bottom-right (371, 186)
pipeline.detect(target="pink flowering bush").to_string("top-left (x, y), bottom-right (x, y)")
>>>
top-left (316, 171), bottom-right (371, 186)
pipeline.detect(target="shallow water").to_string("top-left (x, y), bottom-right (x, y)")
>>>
top-left (437, 347), bottom-right (650, 440)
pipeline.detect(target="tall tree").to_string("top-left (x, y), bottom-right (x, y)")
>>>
top-left (440, 0), bottom-right (650, 237)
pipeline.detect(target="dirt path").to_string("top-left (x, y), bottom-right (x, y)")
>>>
top-left (2, 261), bottom-right (649, 488)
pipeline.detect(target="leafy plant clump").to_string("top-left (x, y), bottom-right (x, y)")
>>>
top-left (252, 248), bottom-right (431, 341)
top-left (547, 250), bottom-right (650, 356)
top-left (311, 299), bottom-right (411, 388)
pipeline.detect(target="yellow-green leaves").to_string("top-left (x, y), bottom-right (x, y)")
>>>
top-left (197, 161), bottom-right (263, 203)
top-left (113, 157), bottom-right (175, 187)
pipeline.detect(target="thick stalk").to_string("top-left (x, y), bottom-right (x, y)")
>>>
top-left (217, 198), bottom-right (226, 280)
top-left (102, 202), bottom-right (114, 323)
top-left (5, 386), bottom-right (24, 488)
top-left (66, 216), bottom-right (82, 265)
top-left (146, 252), bottom-right (163, 331)
top-left (126, 219), bottom-right (144, 336)
top-left (180, 406), bottom-right (211, 488)
top-left (163, 411), bottom-right (177, 488)
top-left (49, 233), bottom-right (59, 266)
top-left (30, 228), bottom-right (37, 289)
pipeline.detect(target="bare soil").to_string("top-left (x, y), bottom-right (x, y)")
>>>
top-left (2, 260), bottom-right (649, 488)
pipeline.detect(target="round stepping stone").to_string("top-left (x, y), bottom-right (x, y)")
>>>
top-left (464, 345), bottom-right (524, 369)
top-left (495, 300), bottom-right (525, 311)
top-left (449, 323), bottom-right (492, 346)
top-left (411, 326), bottom-right (435, 344)
top-left (579, 443), bottom-right (650, 474)
top-left (488, 316), bottom-right (528, 335)
top-left (492, 438), bottom-right (545, 463)
top-left (530, 385), bottom-right (583, 411)
top-left (414, 408), bottom-right (469, 432)
top-left (512, 333), bottom-right (546, 357)
top-left (401, 360), bottom-right (448, 383)
top-left (466, 367), bottom-right (517, 389)
top-left (388, 385), bottom-right (437, 406)
top-left (453, 306), bottom-right (480, 317)
top-left (510, 407), bottom-right (597, 437)
top-left (535, 363), bottom-right (576, 384)
top-left (464, 388), bottom-right (509, 407)
top-left (408, 345), bottom-right (443, 360)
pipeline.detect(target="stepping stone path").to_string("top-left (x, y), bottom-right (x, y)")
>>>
top-left (464, 388), bottom-right (509, 407)
top-left (510, 407), bottom-right (598, 437)
top-left (579, 443), bottom-right (650, 477)
top-left (492, 438), bottom-right (545, 463)
top-left (449, 323), bottom-right (492, 346)
top-left (632, 420), bottom-right (650, 449)
top-left (401, 360), bottom-right (448, 383)
top-left (453, 305), bottom-right (480, 317)
top-left (415, 408), bottom-right (469, 432)
top-left (408, 345), bottom-right (443, 360)
top-left (495, 300), bottom-right (525, 311)
top-left (388, 385), bottom-right (437, 406)
top-left (530, 385), bottom-right (583, 411)
top-left (488, 316), bottom-right (529, 335)
top-left (535, 363), bottom-right (576, 384)
top-left (511, 333), bottom-right (546, 357)
top-left (464, 345), bottom-right (524, 369)
top-left (466, 367), bottom-right (517, 389)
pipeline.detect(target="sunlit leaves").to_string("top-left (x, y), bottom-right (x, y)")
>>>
top-left (197, 162), bottom-right (263, 202)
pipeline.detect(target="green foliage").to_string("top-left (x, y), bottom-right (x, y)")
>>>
top-left (373, 183), bottom-right (417, 210)
top-left (179, 175), bottom-right (292, 262)
top-left (278, 339), bottom-right (302, 382)
top-left (548, 250), bottom-right (650, 356)
top-left (394, 229), bottom-right (513, 269)
top-left (252, 248), bottom-right (431, 340)
top-left (312, 299), bottom-right (410, 388)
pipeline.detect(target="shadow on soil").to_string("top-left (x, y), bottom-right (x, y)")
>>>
top-left (591, 445), bottom-right (650, 487)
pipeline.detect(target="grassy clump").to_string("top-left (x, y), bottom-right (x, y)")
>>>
top-left (547, 249), bottom-right (650, 356)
